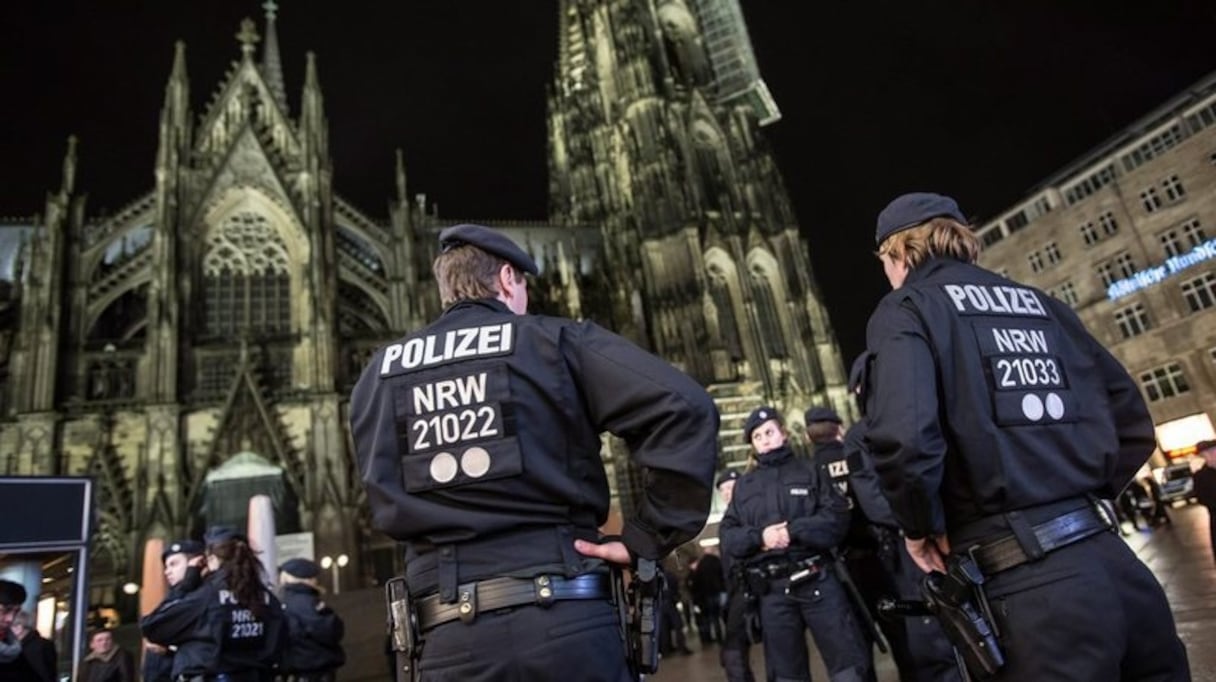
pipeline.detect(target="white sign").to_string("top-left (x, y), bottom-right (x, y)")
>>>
top-left (1107, 238), bottom-right (1216, 300)
top-left (275, 532), bottom-right (315, 563)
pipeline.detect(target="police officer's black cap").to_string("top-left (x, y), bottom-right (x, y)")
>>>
top-left (438, 224), bottom-right (539, 276)
top-left (203, 525), bottom-right (245, 546)
top-left (0, 579), bottom-right (26, 606)
top-left (715, 469), bottom-right (741, 489)
top-left (743, 406), bottom-right (782, 441)
top-left (279, 558), bottom-right (321, 579)
top-left (1198, 439), bottom-right (1216, 453)
top-left (804, 406), bottom-right (842, 425)
top-left (161, 539), bottom-right (205, 563)
top-left (876, 192), bottom-right (967, 246)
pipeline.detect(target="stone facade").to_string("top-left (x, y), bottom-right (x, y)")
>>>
top-left (0, 0), bottom-right (847, 611)
top-left (975, 70), bottom-right (1216, 454)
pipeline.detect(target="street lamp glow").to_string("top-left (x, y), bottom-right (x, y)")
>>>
top-left (122, 582), bottom-right (139, 595)
top-left (320, 556), bottom-right (333, 569)
top-left (336, 554), bottom-right (349, 567)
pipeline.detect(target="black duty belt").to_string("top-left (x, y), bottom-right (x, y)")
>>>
top-left (746, 555), bottom-right (824, 581)
top-left (416, 572), bottom-right (611, 632)
top-left (968, 506), bottom-right (1111, 575)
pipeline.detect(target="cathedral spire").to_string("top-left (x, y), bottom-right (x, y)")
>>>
top-left (261, 0), bottom-right (288, 112)
top-left (395, 148), bottom-right (408, 204)
top-left (60, 134), bottom-right (77, 197)
top-left (236, 17), bottom-right (259, 60)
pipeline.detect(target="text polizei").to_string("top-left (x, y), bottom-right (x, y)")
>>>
top-left (942, 284), bottom-right (1047, 317)
top-left (380, 322), bottom-right (514, 375)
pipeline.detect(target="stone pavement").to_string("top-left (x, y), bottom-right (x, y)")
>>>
top-left (652, 504), bottom-right (1216, 682)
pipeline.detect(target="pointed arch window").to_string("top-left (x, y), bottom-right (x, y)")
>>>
top-left (202, 211), bottom-right (291, 338)
top-left (750, 271), bottom-right (786, 358)
top-left (708, 269), bottom-right (743, 360)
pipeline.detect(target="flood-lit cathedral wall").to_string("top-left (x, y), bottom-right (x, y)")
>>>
top-left (0, 0), bottom-right (848, 612)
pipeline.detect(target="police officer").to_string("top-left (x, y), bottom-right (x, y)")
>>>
top-left (819, 380), bottom-right (963, 682)
top-left (719, 406), bottom-right (874, 682)
top-left (350, 224), bottom-right (719, 681)
top-left (863, 192), bottom-right (1189, 680)
top-left (715, 470), bottom-right (756, 682)
top-left (278, 559), bottom-right (344, 682)
top-left (143, 540), bottom-right (206, 682)
top-left (141, 527), bottom-right (287, 682)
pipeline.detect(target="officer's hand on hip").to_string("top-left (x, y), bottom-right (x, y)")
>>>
top-left (574, 539), bottom-right (631, 566)
top-left (905, 535), bottom-right (950, 574)
top-left (762, 522), bottom-right (790, 551)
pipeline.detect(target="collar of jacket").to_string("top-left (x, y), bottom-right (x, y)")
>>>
top-left (903, 256), bottom-right (963, 286)
top-left (442, 298), bottom-right (510, 316)
top-left (756, 445), bottom-right (794, 468)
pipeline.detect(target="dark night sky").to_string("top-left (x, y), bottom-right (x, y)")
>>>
top-left (3, 1), bottom-right (1216, 362)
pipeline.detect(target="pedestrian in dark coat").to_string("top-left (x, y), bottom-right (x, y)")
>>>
top-left (278, 559), bottom-right (345, 682)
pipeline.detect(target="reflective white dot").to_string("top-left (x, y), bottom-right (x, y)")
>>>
top-left (1021, 394), bottom-right (1044, 421)
top-left (430, 452), bottom-right (458, 483)
top-left (461, 447), bottom-right (491, 478)
top-left (1045, 393), bottom-right (1065, 420)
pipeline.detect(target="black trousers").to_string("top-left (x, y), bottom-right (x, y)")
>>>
top-left (983, 531), bottom-right (1189, 681)
top-left (847, 548), bottom-right (961, 682)
top-left (757, 570), bottom-right (874, 682)
top-left (720, 588), bottom-right (756, 682)
top-left (416, 599), bottom-right (631, 681)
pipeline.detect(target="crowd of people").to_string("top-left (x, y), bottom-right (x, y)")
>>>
top-left (0, 528), bottom-right (345, 682)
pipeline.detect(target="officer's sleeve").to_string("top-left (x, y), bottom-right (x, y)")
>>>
top-left (842, 425), bottom-right (899, 528)
top-left (565, 322), bottom-right (720, 560)
top-left (787, 464), bottom-right (850, 550)
top-left (864, 299), bottom-right (948, 539)
top-left (140, 592), bottom-right (200, 647)
top-left (1092, 339), bottom-right (1156, 496)
top-left (717, 491), bottom-right (762, 559)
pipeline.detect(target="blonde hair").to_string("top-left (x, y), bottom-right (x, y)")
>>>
top-left (877, 217), bottom-right (981, 269)
top-left (433, 245), bottom-right (522, 307)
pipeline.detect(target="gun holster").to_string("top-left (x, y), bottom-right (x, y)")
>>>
top-left (922, 556), bottom-right (1005, 679)
top-left (386, 577), bottom-right (421, 682)
top-left (613, 558), bottom-right (663, 676)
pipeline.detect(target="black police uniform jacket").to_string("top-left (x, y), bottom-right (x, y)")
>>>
top-left (350, 298), bottom-right (719, 589)
top-left (280, 583), bottom-right (345, 674)
top-left (140, 568), bottom-right (287, 678)
top-left (863, 257), bottom-right (1155, 539)
top-left (718, 445), bottom-right (849, 565)
top-left (142, 571), bottom-right (202, 682)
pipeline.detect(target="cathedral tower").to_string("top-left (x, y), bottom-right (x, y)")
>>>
top-left (547, 0), bottom-right (851, 477)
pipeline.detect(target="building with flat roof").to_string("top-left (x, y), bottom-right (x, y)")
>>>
top-left (975, 71), bottom-right (1216, 458)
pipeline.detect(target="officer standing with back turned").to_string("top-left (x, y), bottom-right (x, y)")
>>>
top-left (350, 224), bottom-right (719, 681)
top-left (863, 192), bottom-right (1190, 680)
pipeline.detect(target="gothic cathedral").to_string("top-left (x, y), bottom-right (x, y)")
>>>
top-left (0, 0), bottom-right (848, 609)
